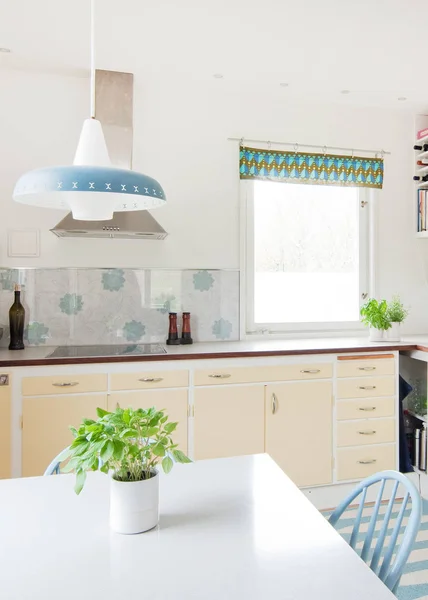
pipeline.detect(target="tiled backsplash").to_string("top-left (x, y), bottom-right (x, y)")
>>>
top-left (0, 268), bottom-right (239, 346)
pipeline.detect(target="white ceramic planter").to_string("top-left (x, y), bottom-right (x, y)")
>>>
top-left (110, 471), bottom-right (159, 534)
top-left (369, 327), bottom-right (384, 342)
top-left (386, 322), bottom-right (401, 342)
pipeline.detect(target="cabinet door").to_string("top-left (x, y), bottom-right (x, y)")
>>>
top-left (0, 374), bottom-right (11, 479)
top-left (194, 385), bottom-right (264, 460)
top-left (22, 394), bottom-right (108, 477)
top-left (109, 390), bottom-right (188, 454)
top-left (265, 381), bottom-right (332, 487)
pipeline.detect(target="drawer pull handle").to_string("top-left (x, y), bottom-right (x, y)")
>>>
top-left (138, 377), bottom-right (163, 383)
top-left (357, 459), bottom-right (377, 465)
top-left (272, 393), bottom-right (278, 415)
top-left (208, 374), bottom-right (231, 379)
top-left (358, 430), bottom-right (377, 435)
top-left (358, 406), bottom-right (376, 411)
top-left (359, 386), bottom-right (376, 390)
top-left (52, 382), bottom-right (79, 387)
top-left (358, 366), bottom-right (376, 371)
top-left (300, 369), bottom-right (321, 374)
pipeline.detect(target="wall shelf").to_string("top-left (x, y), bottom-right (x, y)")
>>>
top-left (415, 115), bottom-right (428, 237)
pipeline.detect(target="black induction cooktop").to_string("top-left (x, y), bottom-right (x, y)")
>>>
top-left (47, 344), bottom-right (166, 358)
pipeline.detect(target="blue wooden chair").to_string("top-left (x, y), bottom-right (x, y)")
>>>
top-left (44, 447), bottom-right (103, 476)
top-left (329, 470), bottom-right (422, 594)
top-left (43, 447), bottom-right (70, 476)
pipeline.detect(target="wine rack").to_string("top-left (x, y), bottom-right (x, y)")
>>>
top-left (415, 114), bottom-right (428, 237)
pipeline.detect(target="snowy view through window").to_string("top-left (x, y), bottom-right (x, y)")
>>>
top-left (253, 181), bottom-right (360, 324)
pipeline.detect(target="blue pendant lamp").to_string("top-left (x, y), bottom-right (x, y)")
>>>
top-left (13, 0), bottom-right (165, 221)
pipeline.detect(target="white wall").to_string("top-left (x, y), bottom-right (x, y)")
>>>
top-left (0, 70), bottom-right (427, 332)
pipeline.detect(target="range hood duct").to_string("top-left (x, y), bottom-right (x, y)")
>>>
top-left (51, 69), bottom-right (167, 240)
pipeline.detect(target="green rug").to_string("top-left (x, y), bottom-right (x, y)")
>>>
top-left (323, 498), bottom-right (428, 599)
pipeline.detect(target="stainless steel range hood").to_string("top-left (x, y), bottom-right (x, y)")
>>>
top-left (51, 211), bottom-right (167, 239)
top-left (51, 69), bottom-right (167, 240)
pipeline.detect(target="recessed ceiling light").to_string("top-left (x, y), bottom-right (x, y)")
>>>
top-left (341, 90), bottom-right (350, 94)
top-left (280, 82), bottom-right (289, 87)
top-left (0, 47), bottom-right (11, 53)
top-left (398, 97), bottom-right (407, 101)
top-left (213, 73), bottom-right (223, 79)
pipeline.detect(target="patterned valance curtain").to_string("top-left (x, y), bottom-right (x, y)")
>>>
top-left (239, 146), bottom-right (384, 189)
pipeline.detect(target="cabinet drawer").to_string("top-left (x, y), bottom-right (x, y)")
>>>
top-left (194, 363), bottom-right (332, 386)
top-left (337, 444), bottom-right (396, 481)
top-left (337, 377), bottom-right (394, 399)
top-left (337, 397), bottom-right (395, 421)
top-left (111, 370), bottom-right (188, 391)
top-left (22, 374), bottom-right (107, 396)
top-left (337, 358), bottom-right (395, 378)
top-left (337, 418), bottom-right (395, 447)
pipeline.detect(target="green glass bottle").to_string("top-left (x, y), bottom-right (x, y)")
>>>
top-left (9, 284), bottom-right (25, 351)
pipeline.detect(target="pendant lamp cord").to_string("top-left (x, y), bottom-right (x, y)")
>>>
top-left (90, 0), bottom-right (96, 118)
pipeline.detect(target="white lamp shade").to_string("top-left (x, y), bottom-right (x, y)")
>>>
top-left (13, 119), bottom-right (166, 221)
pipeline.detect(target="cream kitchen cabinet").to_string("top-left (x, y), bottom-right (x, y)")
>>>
top-left (194, 385), bottom-right (265, 460)
top-left (0, 373), bottom-right (11, 479)
top-left (108, 389), bottom-right (188, 454)
top-left (22, 394), bottom-right (108, 477)
top-left (265, 381), bottom-right (333, 487)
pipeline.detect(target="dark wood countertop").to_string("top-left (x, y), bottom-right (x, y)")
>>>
top-left (0, 337), bottom-right (422, 368)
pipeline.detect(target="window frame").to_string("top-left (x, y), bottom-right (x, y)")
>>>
top-left (240, 180), bottom-right (374, 338)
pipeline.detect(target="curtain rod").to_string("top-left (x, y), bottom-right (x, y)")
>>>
top-left (227, 137), bottom-right (391, 156)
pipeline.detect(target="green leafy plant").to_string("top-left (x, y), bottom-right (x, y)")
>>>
top-left (59, 406), bottom-right (191, 494)
top-left (386, 295), bottom-right (409, 323)
top-left (360, 298), bottom-right (391, 331)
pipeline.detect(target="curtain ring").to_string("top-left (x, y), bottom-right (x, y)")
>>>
top-left (239, 137), bottom-right (244, 147)
top-left (323, 145), bottom-right (327, 156)
top-left (294, 143), bottom-right (298, 152)
top-left (375, 152), bottom-right (378, 159)
top-left (381, 149), bottom-right (385, 158)
top-left (351, 149), bottom-right (354, 159)
top-left (267, 140), bottom-right (271, 150)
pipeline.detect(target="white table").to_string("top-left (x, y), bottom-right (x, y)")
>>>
top-left (0, 454), bottom-right (394, 600)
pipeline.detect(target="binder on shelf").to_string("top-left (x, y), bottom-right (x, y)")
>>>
top-left (418, 189), bottom-right (428, 232)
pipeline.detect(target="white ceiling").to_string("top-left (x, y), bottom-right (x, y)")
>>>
top-left (1, 0), bottom-right (428, 109)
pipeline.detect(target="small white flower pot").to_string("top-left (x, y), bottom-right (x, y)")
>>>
top-left (386, 322), bottom-right (401, 342)
top-left (110, 471), bottom-right (159, 534)
top-left (369, 327), bottom-right (384, 342)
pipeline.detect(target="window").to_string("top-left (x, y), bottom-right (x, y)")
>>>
top-left (243, 180), bottom-right (370, 334)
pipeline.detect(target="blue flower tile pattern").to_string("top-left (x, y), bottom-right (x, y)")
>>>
top-left (154, 294), bottom-right (176, 314)
top-left (123, 320), bottom-right (146, 342)
top-left (193, 270), bottom-right (214, 292)
top-left (59, 293), bottom-right (83, 315)
top-left (24, 322), bottom-right (49, 345)
top-left (0, 270), bottom-right (19, 291)
top-left (212, 318), bottom-right (232, 340)
top-left (102, 269), bottom-right (125, 291)
top-left (0, 267), bottom-right (239, 345)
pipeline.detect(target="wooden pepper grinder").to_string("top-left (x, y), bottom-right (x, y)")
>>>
top-left (181, 312), bottom-right (193, 345)
top-left (166, 312), bottom-right (180, 345)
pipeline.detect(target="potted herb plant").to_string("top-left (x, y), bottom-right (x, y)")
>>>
top-left (360, 298), bottom-right (391, 341)
top-left (386, 295), bottom-right (409, 341)
top-left (59, 405), bottom-right (191, 534)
